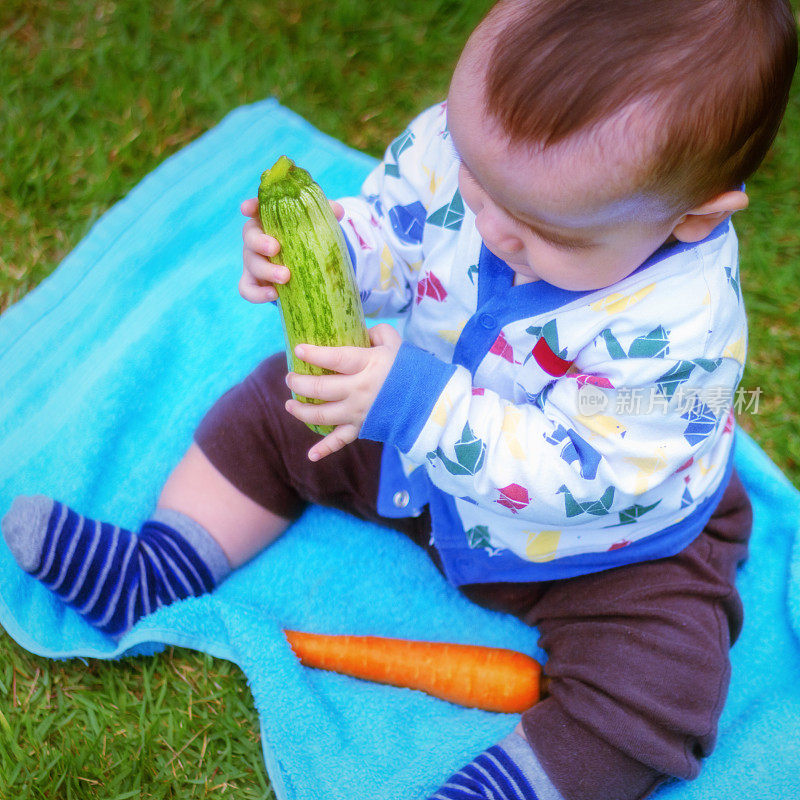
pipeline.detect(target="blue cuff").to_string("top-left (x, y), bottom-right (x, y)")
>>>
top-left (360, 341), bottom-right (457, 451)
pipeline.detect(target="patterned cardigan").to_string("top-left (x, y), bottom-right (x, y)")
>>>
top-left (339, 102), bottom-right (747, 586)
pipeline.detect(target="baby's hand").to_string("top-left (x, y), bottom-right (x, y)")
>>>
top-left (285, 323), bottom-right (402, 461)
top-left (239, 197), bottom-right (345, 304)
top-left (239, 197), bottom-right (287, 303)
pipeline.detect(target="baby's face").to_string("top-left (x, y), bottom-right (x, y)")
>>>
top-left (446, 59), bottom-right (681, 291)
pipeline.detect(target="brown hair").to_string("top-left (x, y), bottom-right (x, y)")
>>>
top-left (484, 0), bottom-right (798, 210)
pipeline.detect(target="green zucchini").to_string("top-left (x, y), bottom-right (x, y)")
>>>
top-left (258, 155), bottom-right (370, 435)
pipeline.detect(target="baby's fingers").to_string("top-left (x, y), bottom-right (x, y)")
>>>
top-left (293, 343), bottom-right (368, 375)
top-left (239, 271), bottom-right (279, 303)
top-left (285, 371), bottom-right (350, 402)
top-left (245, 196), bottom-right (343, 221)
top-left (244, 246), bottom-right (290, 285)
top-left (330, 200), bottom-right (344, 221)
top-left (243, 218), bottom-right (280, 259)
top-left (307, 424), bottom-right (359, 461)
top-left (240, 197), bottom-right (259, 218)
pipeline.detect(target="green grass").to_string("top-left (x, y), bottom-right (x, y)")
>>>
top-left (0, 648), bottom-right (272, 798)
top-left (0, 0), bottom-right (488, 312)
top-left (0, 1), bottom-right (798, 797)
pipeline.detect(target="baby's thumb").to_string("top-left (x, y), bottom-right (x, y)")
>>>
top-left (368, 323), bottom-right (398, 347)
top-left (330, 200), bottom-right (344, 221)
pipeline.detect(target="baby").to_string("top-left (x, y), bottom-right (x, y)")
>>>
top-left (3, 1), bottom-right (797, 798)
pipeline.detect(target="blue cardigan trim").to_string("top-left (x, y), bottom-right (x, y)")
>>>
top-left (359, 340), bottom-right (457, 451)
top-left (376, 447), bottom-right (431, 518)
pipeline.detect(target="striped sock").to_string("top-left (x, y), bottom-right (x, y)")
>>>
top-left (428, 733), bottom-right (564, 800)
top-left (2, 495), bottom-right (230, 638)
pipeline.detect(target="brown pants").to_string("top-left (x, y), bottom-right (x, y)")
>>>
top-left (195, 352), bottom-right (753, 800)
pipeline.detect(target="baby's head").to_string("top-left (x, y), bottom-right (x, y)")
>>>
top-left (446, 0), bottom-right (797, 290)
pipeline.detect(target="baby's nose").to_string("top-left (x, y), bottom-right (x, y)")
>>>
top-left (475, 211), bottom-right (524, 254)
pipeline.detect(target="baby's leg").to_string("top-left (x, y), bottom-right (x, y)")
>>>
top-left (157, 442), bottom-right (292, 569)
top-left (2, 351), bottom-right (389, 639)
top-left (429, 470), bottom-right (753, 800)
top-left (0, 351), bottom-right (315, 638)
top-left (1, 444), bottom-right (294, 638)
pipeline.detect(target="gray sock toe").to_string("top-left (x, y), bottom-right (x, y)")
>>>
top-left (1, 495), bottom-right (56, 573)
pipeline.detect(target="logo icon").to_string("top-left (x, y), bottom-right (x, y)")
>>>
top-left (577, 384), bottom-right (609, 416)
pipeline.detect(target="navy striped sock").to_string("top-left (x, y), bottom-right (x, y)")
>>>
top-left (429, 733), bottom-right (564, 800)
top-left (2, 496), bottom-right (230, 638)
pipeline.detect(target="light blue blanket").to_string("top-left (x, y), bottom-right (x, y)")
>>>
top-left (1, 99), bottom-right (799, 799)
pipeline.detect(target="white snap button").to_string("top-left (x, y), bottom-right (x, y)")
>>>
top-left (393, 490), bottom-right (411, 508)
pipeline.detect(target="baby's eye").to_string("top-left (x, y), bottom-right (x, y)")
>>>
top-left (514, 217), bottom-right (592, 252)
top-left (550, 238), bottom-right (586, 253)
top-left (544, 237), bottom-right (593, 253)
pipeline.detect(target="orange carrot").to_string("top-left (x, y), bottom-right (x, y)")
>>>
top-left (283, 629), bottom-right (542, 714)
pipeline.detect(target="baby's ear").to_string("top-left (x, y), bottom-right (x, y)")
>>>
top-left (671, 190), bottom-right (749, 243)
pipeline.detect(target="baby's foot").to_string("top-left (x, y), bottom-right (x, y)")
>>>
top-left (2, 496), bottom-right (230, 637)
